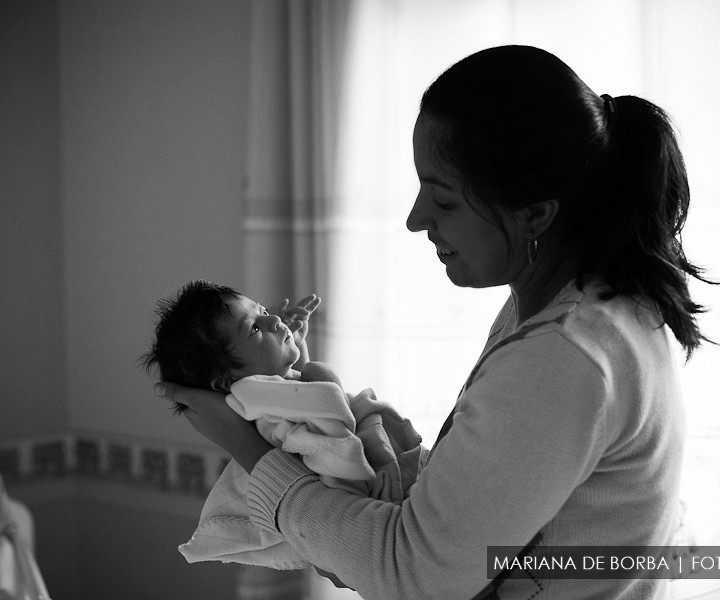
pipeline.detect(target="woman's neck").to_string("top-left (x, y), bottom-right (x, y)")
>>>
top-left (510, 251), bottom-right (579, 325)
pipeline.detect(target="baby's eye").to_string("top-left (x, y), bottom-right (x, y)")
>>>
top-left (251, 323), bottom-right (260, 335)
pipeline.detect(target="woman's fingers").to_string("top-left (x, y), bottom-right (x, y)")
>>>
top-left (153, 382), bottom-right (223, 410)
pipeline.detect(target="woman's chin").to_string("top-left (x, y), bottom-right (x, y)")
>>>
top-left (443, 257), bottom-right (508, 288)
top-left (445, 265), bottom-right (472, 288)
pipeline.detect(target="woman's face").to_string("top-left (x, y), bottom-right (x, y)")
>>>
top-left (406, 115), bottom-right (523, 289)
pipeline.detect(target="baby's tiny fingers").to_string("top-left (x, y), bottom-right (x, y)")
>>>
top-left (295, 294), bottom-right (319, 307)
top-left (299, 294), bottom-right (321, 313)
top-left (276, 298), bottom-right (289, 315)
top-left (287, 321), bottom-right (303, 333)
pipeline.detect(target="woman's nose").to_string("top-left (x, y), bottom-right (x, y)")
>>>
top-left (406, 194), bottom-right (429, 232)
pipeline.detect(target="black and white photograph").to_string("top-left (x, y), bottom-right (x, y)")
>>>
top-left (2, 1), bottom-right (719, 599)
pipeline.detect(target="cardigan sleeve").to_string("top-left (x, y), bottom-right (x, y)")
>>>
top-left (247, 331), bottom-right (610, 600)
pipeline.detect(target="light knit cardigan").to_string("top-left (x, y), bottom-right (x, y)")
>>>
top-left (246, 279), bottom-right (685, 600)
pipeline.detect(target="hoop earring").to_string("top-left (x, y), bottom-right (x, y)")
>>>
top-left (527, 237), bottom-right (538, 264)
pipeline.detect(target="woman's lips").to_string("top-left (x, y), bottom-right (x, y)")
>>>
top-left (435, 244), bottom-right (456, 259)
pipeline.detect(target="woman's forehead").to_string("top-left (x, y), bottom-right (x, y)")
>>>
top-left (414, 116), bottom-right (459, 182)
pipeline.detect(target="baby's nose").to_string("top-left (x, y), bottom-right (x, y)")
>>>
top-left (262, 314), bottom-right (282, 331)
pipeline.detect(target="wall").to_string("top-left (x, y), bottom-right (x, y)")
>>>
top-left (0, 0), bottom-right (66, 439)
top-left (1, 0), bottom-right (256, 446)
top-left (59, 0), bottom-right (253, 445)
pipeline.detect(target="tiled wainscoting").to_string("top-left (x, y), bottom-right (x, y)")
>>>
top-left (0, 431), bottom-right (230, 498)
top-left (0, 431), bottom-right (249, 600)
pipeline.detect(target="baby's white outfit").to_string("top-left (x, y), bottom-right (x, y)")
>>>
top-left (178, 375), bottom-right (424, 568)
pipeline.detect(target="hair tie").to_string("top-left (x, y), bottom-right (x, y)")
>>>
top-left (601, 93), bottom-right (617, 127)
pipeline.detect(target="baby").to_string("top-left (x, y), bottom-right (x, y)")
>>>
top-left (144, 280), bottom-right (424, 568)
top-left (142, 279), bottom-right (326, 401)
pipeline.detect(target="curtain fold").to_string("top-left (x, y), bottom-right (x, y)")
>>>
top-left (240, 0), bottom-right (354, 361)
top-left (236, 4), bottom-right (355, 596)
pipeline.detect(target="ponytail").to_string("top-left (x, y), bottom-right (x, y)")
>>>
top-left (574, 95), bottom-right (716, 358)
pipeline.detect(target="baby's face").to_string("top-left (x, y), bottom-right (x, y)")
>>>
top-left (216, 295), bottom-right (300, 380)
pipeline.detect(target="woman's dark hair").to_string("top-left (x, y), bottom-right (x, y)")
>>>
top-left (420, 45), bottom-right (715, 357)
top-left (141, 280), bottom-right (244, 412)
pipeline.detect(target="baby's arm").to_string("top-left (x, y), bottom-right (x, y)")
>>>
top-left (300, 361), bottom-right (343, 388)
top-left (278, 295), bottom-right (321, 369)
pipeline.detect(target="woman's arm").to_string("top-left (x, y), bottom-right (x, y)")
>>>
top-left (245, 334), bottom-right (610, 599)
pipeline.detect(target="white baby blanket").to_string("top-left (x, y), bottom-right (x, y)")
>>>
top-left (178, 376), bottom-right (424, 568)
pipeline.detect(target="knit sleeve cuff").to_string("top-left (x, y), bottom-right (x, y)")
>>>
top-left (247, 448), bottom-right (318, 532)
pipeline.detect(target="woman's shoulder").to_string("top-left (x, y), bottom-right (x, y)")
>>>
top-left (518, 276), bottom-right (659, 335)
top-left (560, 279), bottom-right (664, 350)
top-left (485, 277), bottom-right (665, 372)
top-left (508, 277), bottom-right (670, 385)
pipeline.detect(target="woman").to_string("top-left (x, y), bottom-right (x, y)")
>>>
top-left (156, 46), bottom-right (715, 599)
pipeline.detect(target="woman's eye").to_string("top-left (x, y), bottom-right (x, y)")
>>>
top-left (262, 309), bottom-right (269, 316)
top-left (434, 200), bottom-right (454, 211)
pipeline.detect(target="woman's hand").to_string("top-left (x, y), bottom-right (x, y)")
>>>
top-left (154, 382), bottom-right (273, 472)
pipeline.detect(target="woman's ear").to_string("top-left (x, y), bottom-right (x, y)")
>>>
top-left (518, 199), bottom-right (560, 235)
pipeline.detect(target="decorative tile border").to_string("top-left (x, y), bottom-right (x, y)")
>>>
top-left (0, 431), bottom-right (230, 497)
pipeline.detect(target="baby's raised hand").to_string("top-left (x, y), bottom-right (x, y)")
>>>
top-left (278, 294), bottom-right (321, 344)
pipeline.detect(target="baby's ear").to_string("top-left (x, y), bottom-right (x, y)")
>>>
top-left (210, 374), bottom-right (233, 393)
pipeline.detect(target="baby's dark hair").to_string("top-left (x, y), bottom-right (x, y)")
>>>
top-left (141, 280), bottom-right (243, 412)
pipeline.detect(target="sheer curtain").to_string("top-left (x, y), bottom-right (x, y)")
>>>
top-left (239, 0), bottom-right (352, 362)
top-left (240, 1), bottom-right (720, 597)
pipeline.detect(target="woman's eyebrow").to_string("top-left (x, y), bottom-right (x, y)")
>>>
top-left (420, 175), bottom-right (453, 190)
